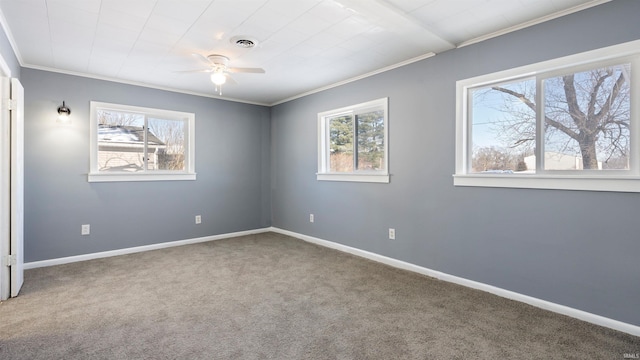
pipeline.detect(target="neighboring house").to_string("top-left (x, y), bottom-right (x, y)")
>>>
top-left (98, 125), bottom-right (166, 171)
top-left (524, 152), bottom-right (603, 170)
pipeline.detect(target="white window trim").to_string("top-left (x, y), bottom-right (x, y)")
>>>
top-left (317, 98), bottom-right (389, 183)
top-left (89, 101), bottom-right (196, 182)
top-left (455, 39), bottom-right (640, 192)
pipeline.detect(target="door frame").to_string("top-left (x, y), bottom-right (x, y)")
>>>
top-left (10, 77), bottom-right (24, 297)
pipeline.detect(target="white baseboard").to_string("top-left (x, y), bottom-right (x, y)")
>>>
top-left (24, 228), bottom-right (272, 270)
top-left (269, 227), bottom-right (640, 337)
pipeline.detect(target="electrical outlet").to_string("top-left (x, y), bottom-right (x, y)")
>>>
top-left (388, 228), bottom-right (395, 240)
top-left (310, 214), bottom-right (314, 223)
top-left (81, 224), bottom-right (90, 236)
top-left (195, 215), bottom-right (202, 224)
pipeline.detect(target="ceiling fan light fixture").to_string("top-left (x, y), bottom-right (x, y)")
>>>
top-left (210, 72), bottom-right (226, 85)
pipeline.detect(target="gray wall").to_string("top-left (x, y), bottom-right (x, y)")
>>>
top-left (22, 69), bottom-right (271, 262)
top-left (271, 0), bottom-right (640, 326)
top-left (0, 22), bottom-right (20, 78)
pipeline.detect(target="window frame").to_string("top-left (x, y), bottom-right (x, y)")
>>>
top-left (455, 40), bottom-right (640, 192)
top-left (317, 98), bottom-right (389, 183)
top-left (89, 101), bottom-right (196, 182)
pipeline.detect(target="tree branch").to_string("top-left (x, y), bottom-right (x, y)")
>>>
top-left (587, 70), bottom-right (610, 119)
top-left (562, 75), bottom-right (587, 128)
top-left (491, 86), bottom-right (579, 141)
top-left (594, 71), bottom-right (626, 124)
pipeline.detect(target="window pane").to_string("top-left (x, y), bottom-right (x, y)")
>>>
top-left (356, 110), bottom-right (385, 171)
top-left (147, 118), bottom-right (186, 171)
top-left (97, 110), bottom-right (145, 172)
top-left (469, 79), bottom-right (536, 173)
top-left (329, 114), bottom-right (354, 172)
top-left (543, 64), bottom-right (631, 170)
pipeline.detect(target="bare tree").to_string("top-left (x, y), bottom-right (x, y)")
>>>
top-left (97, 110), bottom-right (143, 126)
top-left (489, 65), bottom-right (630, 169)
top-left (472, 146), bottom-right (523, 172)
top-left (148, 119), bottom-right (185, 171)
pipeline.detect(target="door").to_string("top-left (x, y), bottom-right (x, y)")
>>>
top-left (10, 78), bottom-right (24, 297)
top-left (0, 75), bottom-right (23, 300)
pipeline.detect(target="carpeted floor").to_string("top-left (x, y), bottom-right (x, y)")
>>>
top-left (0, 232), bottom-right (638, 359)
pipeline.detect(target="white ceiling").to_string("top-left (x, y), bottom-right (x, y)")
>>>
top-left (0, 0), bottom-right (608, 105)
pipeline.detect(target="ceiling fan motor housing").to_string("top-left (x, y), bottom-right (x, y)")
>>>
top-left (207, 55), bottom-right (230, 69)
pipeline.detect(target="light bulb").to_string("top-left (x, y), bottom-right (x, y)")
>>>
top-left (210, 72), bottom-right (226, 85)
top-left (57, 101), bottom-right (71, 124)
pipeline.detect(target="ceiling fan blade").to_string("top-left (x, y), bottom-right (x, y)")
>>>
top-left (227, 67), bottom-right (265, 74)
top-left (225, 74), bottom-right (238, 85)
top-left (193, 53), bottom-right (214, 65)
top-left (174, 68), bottom-right (214, 73)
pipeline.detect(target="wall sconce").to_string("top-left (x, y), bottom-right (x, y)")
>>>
top-left (57, 101), bottom-right (71, 124)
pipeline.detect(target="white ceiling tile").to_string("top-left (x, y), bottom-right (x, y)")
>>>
top-left (387, 0), bottom-right (437, 13)
top-left (53, 47), bottom-right (91, 70)
top-left (410, 0), bottom-right (477, 25)
top-left (145, 14), bottom-right (193, 36)
top-left (174, 33), bottom-right (218, 55)
top-left (129, 41), bottom-right (173, 60)
top-left (94, 23), bottom-right (139, 47)
top-left (323, 17), bottom-right (376, 40)
top-left (92, 38), bottom-right (135, 57)
top-left (0, 0), bottom-right (47, 16)
top-left (198, 0), bottom-right (268, 24)
top-left (305, 32), bottom-right (344, 51)
top-left (318, 45), bottom-right (356, 60)
top-left (98, 7), bottom-right (148, 33)
top-left (101, 0), bottom-right (157, 18)
top-left (287, 13), bottom-right (333, 37)
top-left (261, 30), bottom-right (309, 51)
top-left (7, 16), bottom-right (50, 42)
top-left (46, 0), bottom-right (101, 14)
top-left (264, 53), bottom-right (308, 74)
top-left (47, 3), bottom-right (99, 28)
top-left (229, 23), bottom-right (276, 42)
top-left (241, 7), bottom-right (292, 34)
top-left (49, 22), bottom-right (94, 46)
top-left (152, 0), bottom-right (212, 23)
top-left (138, 26), bottom-right (182, 46)
top-left (339, 34), bottom-right (376, 52)
top-left (257, 0), bottom-right (321, 20)
top-left (285, 43), bottom-right (323, 58)
top-left (304, 0), bottom-right (352, 23)
top-left (88, 49), bottom-right (128, 69)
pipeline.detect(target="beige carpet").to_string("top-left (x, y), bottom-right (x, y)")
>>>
top-left (0, 232), bottom-right (638, 359)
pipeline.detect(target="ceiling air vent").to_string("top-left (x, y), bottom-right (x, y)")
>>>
top-left (230, 36), bottom-right (258, 49)
top-left (236, 39), bottom-right (255, 48)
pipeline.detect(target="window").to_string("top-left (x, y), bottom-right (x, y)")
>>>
top-left (455, 40), bottom-right (640, 192)
top-left (318, 98), bottom-right (389, 183)
top-left (89, 102), bottom-right (195, 182)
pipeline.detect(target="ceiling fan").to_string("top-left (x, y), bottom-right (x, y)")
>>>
top-left (184, 54), bottom-right (265, 95)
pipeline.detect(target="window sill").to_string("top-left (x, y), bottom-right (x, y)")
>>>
top-left (317, 173), bottom-right (389, 183)
top-left (88, 172), bottom-right (197, 183)
top-left (453, 174), bottom-right (640, 192)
